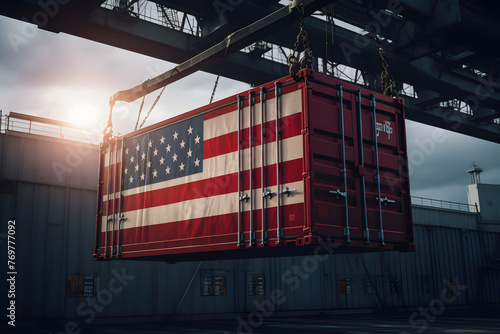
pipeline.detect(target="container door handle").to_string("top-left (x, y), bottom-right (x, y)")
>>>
top-left (240, 193), bottom-right (250, 203)
top-left (377, 196), bottom-right (396, 206)
top-left (329, 189), bottom-right (346, 199)
top-left (263, 189), bottom-right (276, 199)
top-left (279, 186), bottom-right (297, 197)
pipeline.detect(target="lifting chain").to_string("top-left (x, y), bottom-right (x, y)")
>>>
top-left (288, 19), bottom-right (313, 81)
top-left (379, 47), bottom-right (397, 97)
top-left (363, 0), bottom-right (398, 97)
top-left (103, 101), bottom-right (115, 144)
top-left (137, 85), bottom-right (166, 129)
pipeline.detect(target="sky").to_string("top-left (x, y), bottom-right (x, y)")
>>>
top-left (1, 15), bottom-right (499, 204)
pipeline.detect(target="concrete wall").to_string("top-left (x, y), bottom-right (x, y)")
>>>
top-left (468, 183), bottom-right (500, 223)
top-left (1, 131), bottom-right (499, 327)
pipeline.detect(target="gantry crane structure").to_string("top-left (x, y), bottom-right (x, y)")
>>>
top-left (2, 0), bottom-right (500, 142)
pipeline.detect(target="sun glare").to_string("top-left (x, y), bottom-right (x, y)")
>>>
top-left (68, 104), bottom-right (100, 129)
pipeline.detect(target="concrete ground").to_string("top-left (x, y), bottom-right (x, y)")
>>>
top-left (6, 308), bottom-right (500, 334)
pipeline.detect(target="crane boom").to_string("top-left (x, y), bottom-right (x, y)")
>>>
top-left (109, 0), bottom-right (336, 107)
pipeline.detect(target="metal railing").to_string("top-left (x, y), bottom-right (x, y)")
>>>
top-left (0, 111), bottom-right (102, 145)
top-left (101, 0), bottom-right (201, 37)
top-left (411, 196), bottom-right (477, 213)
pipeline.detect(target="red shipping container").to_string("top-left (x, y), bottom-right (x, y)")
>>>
top-left (94, 69), bottom-right (414, 262)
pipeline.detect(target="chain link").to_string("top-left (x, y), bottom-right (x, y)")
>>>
top-left (379, 47), bottom-right (397, 97)
top-left (103, 101), bottom-right (114, 142)
top-left (134, 95), bottom-right (146, 131)
top-left (288, 19), bottom-right (313, 81)
top-left (363, 0), bottom-right (398, 97)
top-left (138, 86), bottom-right (166, 129)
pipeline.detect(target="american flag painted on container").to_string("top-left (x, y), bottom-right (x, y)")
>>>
top-left (99, 88), bottom-right (305, 258)
top-left (122, 115), bottom-right (203, 189)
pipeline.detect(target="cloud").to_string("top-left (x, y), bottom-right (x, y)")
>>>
top-left (406, 121), bottom-right (500, 202)
top-left (0, 16), bottom-right (248, 133)
top-left (1, 16), bottom-right (499, 204)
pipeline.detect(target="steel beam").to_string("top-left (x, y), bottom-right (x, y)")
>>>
top-left (109, 0), bottom-right (337, 106)
top-left (1, 0), bottom-right (499, 143)
top-left (404, 102), bottom-right (500, 145)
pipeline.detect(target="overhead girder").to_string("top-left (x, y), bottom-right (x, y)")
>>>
top-left (0, 0), bottom-right (499, 143)
top-left (404, 101), bottom-right (500, 144)
top-left (109, 0), bottom-right (341, 105)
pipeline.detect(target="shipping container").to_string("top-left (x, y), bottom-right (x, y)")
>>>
top-left (94, 69), bottom-right (414, 262)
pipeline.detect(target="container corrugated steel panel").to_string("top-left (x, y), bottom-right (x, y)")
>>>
top-left (94, 70), bottom-right (414, 262)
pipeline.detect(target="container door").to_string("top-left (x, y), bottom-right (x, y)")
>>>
top-left (239, 80), bottom-right (307, 249)
top-left (306, 75), bottom-right (413, 251)
top-left (305, 82), bottom-right (358, 244)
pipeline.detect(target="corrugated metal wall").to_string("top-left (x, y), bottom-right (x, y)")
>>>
top-left (1, 132), bottom-right (499, 323)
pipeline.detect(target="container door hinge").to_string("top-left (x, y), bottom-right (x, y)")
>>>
top-left (340, 168), bottom-right (346, 178)
top-left (239, 193), bottom-right (250, 203)
top-left (378, 231), bottom-right (385, 245)
top-left (330, 189), bottom-right (346, 199)
top-left (276, 229), bottom-right (284, 242)
top-left (280, 186), bottom-right (297, 197)
top-left (250, 232), bottom-right (256, 245)
top-left (344, 228), bottom-right (351, 243)
top-left (337, 86), bottom-right (344, 98)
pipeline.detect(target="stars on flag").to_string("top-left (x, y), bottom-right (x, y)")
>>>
top-left (122, 115), bottom-right (203, 188)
